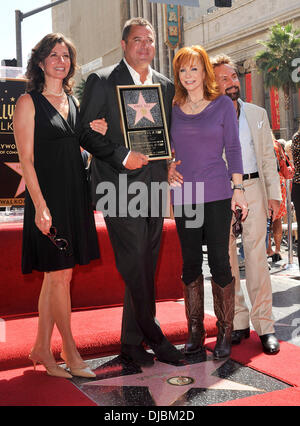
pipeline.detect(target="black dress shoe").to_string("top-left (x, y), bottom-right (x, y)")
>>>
top-left (271, 253), bottom-right (282, 263)
top-left (150, 338), bottom-right (184, 365)
top-left (259, 334), bottom-right (280, 355)
top-left (121, 344), bottom-right (154, 367)
top-left (231, 327), bottom-right (250, 345)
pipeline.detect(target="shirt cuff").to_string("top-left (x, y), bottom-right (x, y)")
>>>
top-left (123, 151), bottom-right (131, 166)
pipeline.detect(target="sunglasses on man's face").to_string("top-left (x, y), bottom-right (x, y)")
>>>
top-left (47, 226), bottom-right (72, 256)
top-left (232, 209), bottom-right (243, 238)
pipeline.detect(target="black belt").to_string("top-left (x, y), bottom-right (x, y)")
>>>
top-left (243, 172), bottom-right (259, 181)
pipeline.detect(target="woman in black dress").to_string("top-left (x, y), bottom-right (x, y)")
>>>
top-left (13, 34), bottom-right (107, 379)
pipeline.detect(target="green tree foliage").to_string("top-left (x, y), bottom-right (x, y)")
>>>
top-left (256, 23), bottom-right (300, 137)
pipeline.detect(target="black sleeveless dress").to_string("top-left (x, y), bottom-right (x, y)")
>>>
top-left (22, 90), bottom-right (100, 274)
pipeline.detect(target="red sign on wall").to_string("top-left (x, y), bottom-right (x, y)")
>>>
top-left (270, 87), bottom-right (280, 131)
top-left (245, 73), bottom-right (252, 103)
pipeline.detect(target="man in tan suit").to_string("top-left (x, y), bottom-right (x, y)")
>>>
top-left (212, 55), bottom-right (282, 354)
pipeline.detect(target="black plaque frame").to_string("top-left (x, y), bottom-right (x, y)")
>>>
top-left (116, 84), bottom-right (172, 161)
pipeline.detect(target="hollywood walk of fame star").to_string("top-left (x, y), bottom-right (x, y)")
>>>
top-left (4, 162), bottom-right (25, 197)
top-left (128, 92), bottom-right (157, 126)
top-left (83, 358), bottom-right (264, 406)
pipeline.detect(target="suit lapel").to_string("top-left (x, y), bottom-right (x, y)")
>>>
top-left (242, 101), bottom-right (267, 176)
top-left (152, 70), bottom-right (160, 84)
top-left (114, 60), bottom-right (135, 86)
top-left (152, 70), bottom-right (166, 100)
top-left (242, 102), bottom-right (259, 151)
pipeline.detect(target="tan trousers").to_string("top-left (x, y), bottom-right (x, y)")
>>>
top-left (229, 178), bottom-right (275, 336)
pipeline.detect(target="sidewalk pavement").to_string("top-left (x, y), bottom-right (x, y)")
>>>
top-left (201, 237), bottom-right (300, 347)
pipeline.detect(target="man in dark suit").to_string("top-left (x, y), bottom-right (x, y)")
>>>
top-left (79, 18), bottom-right (182, 366)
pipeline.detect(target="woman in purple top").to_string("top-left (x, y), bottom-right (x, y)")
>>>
top-left (169, 45), bottom-right (248, 360)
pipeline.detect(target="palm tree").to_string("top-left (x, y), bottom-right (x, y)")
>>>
top-left (255, 23), bottom-right (300, 138)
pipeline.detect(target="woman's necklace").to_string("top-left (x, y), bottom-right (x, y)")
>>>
top-left (43, 87), bottom-right (65, 97)
top-left (187, 96), bottom-right (205, 112)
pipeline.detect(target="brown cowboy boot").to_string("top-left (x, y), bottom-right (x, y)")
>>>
top-left (211, 278), bottom-right (235, 359)
top-left (183, 275), bottom-right (206, 354)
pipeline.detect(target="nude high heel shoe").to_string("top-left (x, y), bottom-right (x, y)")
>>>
top-left (29, 351), bottom-right (72, 379)
top-left (60, 352), bottom-right (96, 379)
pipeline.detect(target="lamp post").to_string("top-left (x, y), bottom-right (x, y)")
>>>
top-left (15, 0), bottom-right (68, 67)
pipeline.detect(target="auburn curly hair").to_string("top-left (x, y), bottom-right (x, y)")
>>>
top-left (26, 33), bottom-right (77, 94)
top-left (173, 45), bottom-right (220, 106)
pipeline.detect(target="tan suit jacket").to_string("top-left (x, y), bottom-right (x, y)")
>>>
top-left (242, 101), bottom-right (281, 207)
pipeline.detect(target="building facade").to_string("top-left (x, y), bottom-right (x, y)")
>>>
top-left (183, 0), bottom-right (300, 138)
top-left (52, 0), bottom-right (300, 138)
top-left (52, 0), bottom-right (175, 82)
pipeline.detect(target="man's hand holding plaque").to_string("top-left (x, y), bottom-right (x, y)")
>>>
top-left (125, 151), bottom-right (149, 170)
top-left (117, 84), bottom-right (172, 161)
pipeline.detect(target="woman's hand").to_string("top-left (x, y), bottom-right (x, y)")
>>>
top-left (90, 118), bottom-right (108, 136)
top-left (35, 204), bottom-right (52, 235)
top-left (231, 190), bottom-right (248, 221)
top-left (168, 160), bottom-right (183, 186)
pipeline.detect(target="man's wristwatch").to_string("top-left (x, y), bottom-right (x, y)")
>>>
top-left (233, 184), bottom-right (245, 192)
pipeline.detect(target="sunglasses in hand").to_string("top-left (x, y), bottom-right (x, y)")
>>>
top-left (47, 226), bottom-right (73, 256)
top-left (232, 209), bottom-right (243, 238)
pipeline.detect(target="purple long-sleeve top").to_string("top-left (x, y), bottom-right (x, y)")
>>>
top-left (170, 95), bottom-right (243, 204)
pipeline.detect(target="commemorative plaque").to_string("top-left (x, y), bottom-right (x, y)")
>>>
top-left (116, 84), bottom-right (172, 161)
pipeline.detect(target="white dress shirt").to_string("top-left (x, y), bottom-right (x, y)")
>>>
top-left (123, 57), bottom-right (153, 86)
top-left (238, 99), bottom-right (258, 174)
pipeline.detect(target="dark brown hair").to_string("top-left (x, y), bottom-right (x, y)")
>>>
top-left (122, 17), bottom-right (155, 42)
top-left (26, 33), bottom-right (77, 94)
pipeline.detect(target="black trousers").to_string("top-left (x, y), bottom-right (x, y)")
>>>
top-left (104, 215), bottom-right (165, 346)
top-left (292, 183), bottom-right (300, 267)
top-left (174, 199), bottom-right (233, 287)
